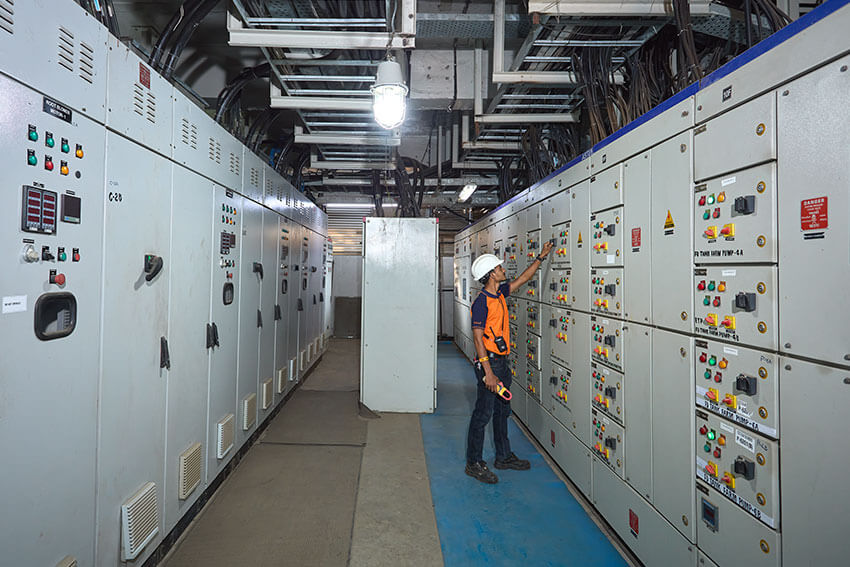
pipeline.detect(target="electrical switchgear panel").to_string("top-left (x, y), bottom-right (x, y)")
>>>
top-left (505, 236), bottom-right (519, 279)
top-left (694, 339), bottom-right (778, 439)
top-left (526, 302), bottom-right (540, 334)
top-left (592, 410), bottom-right (625, 478)
top-left (526, 332), bottom-right (541, 370)
top-left (550, 221), bottom-right (570, 267)
top-left (693, 162), bottom-right (777, 264)
top-left (590, 207), bottom-right (623, 267)
top-left (591, 315), bottom-right (624, 372)
top-left (590, 163), bottom-right (623, 213)
top-left (549, 306), bottom-right (570, 367)
top-left (526, 364), bottom-right (541, 401)
top-left (693, 266), bottom-right (777, 351)
top-left (548, 362), bottom-right (572, 424)
top-left (548, 267), bottom-right (570, 306)
top-left (590, 267), bottom-right (623, 318)
top-left (591, 362), bottom-right (624, 425)
top-left (695, 410), bottom-right (780, 530)
top-left (525, 229), bottom-right (542, 264)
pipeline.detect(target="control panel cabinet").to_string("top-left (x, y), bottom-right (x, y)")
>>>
top-left (549, 306), bottom-right (571, 367)
top-left (570, 181), bottom-right (590, 311)
top-left (696, 480), bottom-right (781, 567)
top-left (505, 235), bottom-right (519, 279)
top-left (590, 315), bottom-right (624, 373)
top-left (547, 361), bottom-right (572, 426)
top-left (276, 217), bottom-right (293, 395)
top-left (694, 339), bottom-right (779, 439)
top-left (693, 162), bottom-right (777, 264)
top-left (259, 208), bottom-right (279, 416)
top-left (548, 267), bottom-right (570, 307)
top-left (591, 362), bottom-right (624, 425)
top-left (693, 266), bottom-right (778, 351)
top-left (97, 132), bottom-right (172, 566)
top-left (570, 310), bottom-right (592, 446)
top-left (208, 186), bottom-right (241, 482)
top-left (650, 131), bottom-right (693, 334)
top-left (622, 150), bottom-right (652, 324)
top-left (590, 162), bottom-right (623, 213)
top-left (525, 300), bottom-right (541, 336)
top-left (590, 206), bottom-right (624, 267)
top-left (235, 197), bottom-right (263, 445)
top-left (623, 323), bottom-right (653, 501)
top-left (591, 267), bottom-right (623, 318)
top-left (777, 55), bottom-right (850, 367)
top-left (550, 220), bottom-right (571, 267)
top-left (0, 77), bottom-right (105, 567)
top-left (525, 364), bottom-right (542, 401)
top-left (695, 411), bottom-right (780, 530)
top-left (591, 409), bottom-right (625, 478)
top-left (541, 187), bottom-right (571, 238)
top-left (525, 330), bottom-right (541, 371)
top-left (286, 223), bottom-right (301, 384)
top-left (163, 165), bottom-right (214, 533)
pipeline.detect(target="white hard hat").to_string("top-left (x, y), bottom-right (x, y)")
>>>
top-left (471, 253), bottom-right (503, 281)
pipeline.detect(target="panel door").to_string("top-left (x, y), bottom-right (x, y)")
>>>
top-left (259, 208), bottom-right (279, 418)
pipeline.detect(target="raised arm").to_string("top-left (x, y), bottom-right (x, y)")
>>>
top-left (509, 240), bottom-right (554, 294)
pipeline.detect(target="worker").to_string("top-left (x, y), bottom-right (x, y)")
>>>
top-left (465, 239), bottom-right (554, 483)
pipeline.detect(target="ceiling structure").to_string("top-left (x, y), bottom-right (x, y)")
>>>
top-left (110, 0), bottom-right (797, 235)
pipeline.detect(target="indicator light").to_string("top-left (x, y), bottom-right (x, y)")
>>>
top-left (28, 125), bottom-right (38, 141)
top-left (713, 296), bottom-right (721, 307)
top-left (717, 281), bottom-right (726, 292)
top-left (44, 157), bottom-right (54, 171)
top-left (714, 448), bottom-right (721, 458)
top-left (717, 434), bottom-right (726, 446)
top-left (708, 281), bottom-right (716, 291)
top-left (704, 443), bottom-right (711, 452)
top-left (45, 133), bottom-right (55, 148)
top-left (704, 370), bottom-right (712, 379)
top-left (75, 144), bottom-right (84, 158)
top-left (697, 280), bottom-right (706, 291)
top-left (714, 372), bottom-right (722, 383)
top-left (61, 138), bottom-right (70, 153)
top-left (709, 356), bottom-right (717, 366)
top-left (699, 195), bottom-right (706, 206)
top-left (699, 352), bottom-right (707, 363)
top-left (718, 358), bottom-right (728, 369)
top-left (703, 296), bottom-right (710, 306)
top-left (60, 161), bottom-right (69, 175)
top-left (703, 210), bottom-right (710, 220)
top-left (718, 192), bottom-right (726, 203)
top-left (713, 207), bottom-right (721, 219)
top-left (707, 194), bottom-right (716, 205)
top-left (707, 429), bottom-right (716, 440)
top-left (699, 425), bottom-right (708, 435)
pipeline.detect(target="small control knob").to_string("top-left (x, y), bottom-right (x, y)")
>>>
top-left (23, 244), bottom-right (40, 263)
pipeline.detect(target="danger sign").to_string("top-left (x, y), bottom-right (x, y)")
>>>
top-left (631, 227), bottom-right (641, 248)
top-left (801, 197), bottom-right (828, 231)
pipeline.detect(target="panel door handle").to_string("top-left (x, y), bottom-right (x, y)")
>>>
top-left (274, 304), bottom-right (282, 320)
top-left (160, 336), bottom-right (171, 369)
top-left (212, 322), bottom-right (220, 347)
top-left (257, 309), bottom-right (263, 328)
top-left (253, 262), bottom-right (264, 279)
top-left (206, 323), bottom-right (214, 349)
top-left (145, 254), bottom-right (164, 282)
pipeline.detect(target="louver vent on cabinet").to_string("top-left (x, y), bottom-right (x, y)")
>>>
top-left (79, 41), bottom-right (94, 83)
top-left (277, 367), bottom-right (287, 394)
top-left (242, 393), bottom-right (257, 430)
top-left (230, 152), bottom-right (240, 176)
top-left (58, 27), bottom-right (74, 72)
top-left (0, 0), bottom-right (13, 36)
top-left (120, 482), bottom-right (159, 561)
top-left (262, 378), bottom-right (273, 410)
top-left (181, 119), bottom-right (198, 149)
top-left (216, 413), bottom-right (234, 459)
top-left (133, 83), bottom-right (144, 117)
top-left (145, 90), bottom-right (156, 123)
top-left (178, 442), bottom-right (202, 500)
top-left (209, 138), bottom-right (221, 164)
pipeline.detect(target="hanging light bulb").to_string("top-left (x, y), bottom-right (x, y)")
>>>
top-left (458, 183), bottom-right (478, 203)
top-left (371, 58), bottom-right (408, 129)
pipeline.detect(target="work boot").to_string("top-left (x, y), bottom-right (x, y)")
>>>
top-left (465, 461), bottom-right (499, 484)
top-left (494, 453), bottom-right (531, 470)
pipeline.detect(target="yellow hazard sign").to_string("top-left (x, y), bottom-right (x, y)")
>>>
top-left (577, 231), bottom-right (583, 244)
top-left (664, 210), bottom-right (675, 230)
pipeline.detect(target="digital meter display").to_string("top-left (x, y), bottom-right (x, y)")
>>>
top-left (61, 193), bottom-right (81, 223)
top-left (21, 185), bottom-right (57, 234)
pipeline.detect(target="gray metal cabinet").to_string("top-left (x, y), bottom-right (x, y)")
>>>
top-left (97, 133), bottom-right (172, 565)
top-left (259, 208), bottom-right (279, 417)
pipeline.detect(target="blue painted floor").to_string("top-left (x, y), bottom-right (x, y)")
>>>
top-left (421, 343), bottom-right (628, 567)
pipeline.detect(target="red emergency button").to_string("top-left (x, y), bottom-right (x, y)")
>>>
top-left (50, 272), bottom-right (66, 285)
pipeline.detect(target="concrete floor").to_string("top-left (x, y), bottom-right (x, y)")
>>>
top-left (162, 338), bottom-right (443, 566)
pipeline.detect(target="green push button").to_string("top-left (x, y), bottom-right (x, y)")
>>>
top-left (28, 130), bottom-right (38, 142)
top-left (61, 142), bottom-right (70, 153)
top-left (707, 281), bottom-right (716, 291)
top-left (704, 443), bottom-right (711, 452)
top-left (703, 210), bottom-right (710, 220)
top-left (709, 356), bottom-right (717, 366)
top-left (28, 154), bottom-right (37, 166)
top-left (46, 137), bottom-right (55, 148)
top-left (59, 251), bottom-right (67, 261)
top-left (703, 297), bottom-right (710, 306)
top-left (704, 370), bottom-right (712, 379)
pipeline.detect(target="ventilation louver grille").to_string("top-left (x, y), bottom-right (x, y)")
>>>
top-left (178, 442), bottom-right (202, 500)
top-left (250, 168), bottom-right (259, 188)
top-left (262, 378), bottom-right (273, 410)
top-left (79, 41), bottom-right (94, 83)
top-left (209, 138), bottom-right (221, 164)
top-left (58, 27), bottom-right (74, 72)
top-left (230, 152), bottom-right (240, 176)
top-left (277, 368), bottom-right (287, 394)
top-left (133, 84), bottom-right (144, 117)
top-left (242, 393), bottom-right (257, 430)
top-left (145, 91), bottom-right (156, 123)
top-left (0, 0), bottom-right (14, 35)
top-left (181, 119), bottom-right (198, 149)
top-left (216, 414), bottom-right (234, 459)
top-left (265, 179), bottom-right (273, 197)
top-left (120, 482), bottom-right (159, 561)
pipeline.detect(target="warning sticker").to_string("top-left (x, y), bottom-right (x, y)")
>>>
top-left (577, 232), bottom-right (583, 245)
top-left (800, 196), bottom-right (828, 231)
top-left (631, 227), bottom-right (641, 248)
top-left (139, 62), bottom-right (151, 89)
top-left (664, 210), bottom-right (675, 235)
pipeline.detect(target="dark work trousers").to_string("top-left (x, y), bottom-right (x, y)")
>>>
top-left (466, 354), bottom-right (512, 464)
